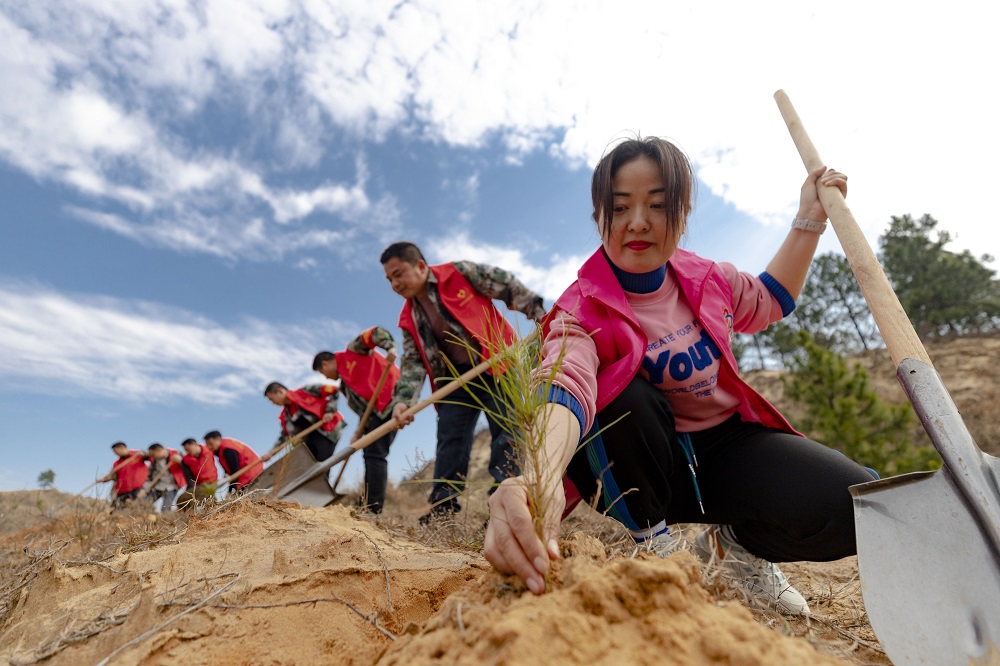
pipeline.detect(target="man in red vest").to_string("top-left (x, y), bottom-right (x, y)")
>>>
top-left (204, 431), bottom-right (262, 492)
top-left (380, 241), bottom-right (547, 523)
top-left (176, 438), bottom-right (219, 508)
top-left (98, 441), bottom-right (149, 509)
top-left (313, 326), bottom-right (400, 513)
top-left (139, 443), bottom-right (186, 511)
top-left (263, 382), bottom-right (345, 463)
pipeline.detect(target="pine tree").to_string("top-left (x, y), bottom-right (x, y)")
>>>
top-left (782, 332), bottom-right (939, 476)
top-left (881, 214), bottom-right (1000, 337)
top-left (37, 469), bottom-right (56, 490)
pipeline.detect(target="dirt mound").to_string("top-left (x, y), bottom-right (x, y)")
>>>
top-left (1, 500), bottom-right (484, 665)
top-left (379, 533), bottom-right (845, 665)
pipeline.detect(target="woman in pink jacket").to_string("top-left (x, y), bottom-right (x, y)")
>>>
top-left (484, 136), bottom-right (873, 616)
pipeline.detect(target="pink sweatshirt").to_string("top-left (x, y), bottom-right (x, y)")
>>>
top-left (541, 247), bottom-right (797, 435)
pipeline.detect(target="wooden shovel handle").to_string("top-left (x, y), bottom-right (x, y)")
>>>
top-left (279, 330), bottom-right (541, 498)
top-left (332, 358), bottom-right (396, 492)
top-left (354, 359), bottom-right (395, 441)
top-left (350, 347), bottom-right (505, 453)
top-left (137, 463), bottom-right (171, 500)
top-left (773, 90), bottom-right (932, 368)
top-left (219, 418), bottom-right (329, 486)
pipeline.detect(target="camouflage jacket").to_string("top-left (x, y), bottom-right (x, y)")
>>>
top-left (394, 261), bottom-right (546, 405)
top-left (274, 384), bottom-right (345, 449)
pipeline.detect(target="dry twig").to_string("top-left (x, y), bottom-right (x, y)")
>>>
top-left (64, 560), bottom-right (129, 574)
top-left (94, 572), bottom-right (241, 666)
top-left (808, 613), bottom-right (887, 654)
top-left (0, 540), bottom-right (71, 626)
top-left (9, 571), bottom-right (143, 666)
top-left (198, 489), bottom-right (269, 518)
top-left (120, 526), bottom-right (187, 554)
top-left (161, 597), bottom-right (397, 640)
top-left (353, 528), bottom-right (394, 612)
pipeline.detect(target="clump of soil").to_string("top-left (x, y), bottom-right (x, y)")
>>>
top-left (378, 532), bottom-right (845, 666)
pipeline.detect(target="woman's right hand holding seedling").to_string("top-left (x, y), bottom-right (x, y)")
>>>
top-left (484, 403), bottom-right (580, 594)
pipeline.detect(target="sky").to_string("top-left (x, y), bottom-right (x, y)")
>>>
top-left (2, 1), bottom-right (998, 499)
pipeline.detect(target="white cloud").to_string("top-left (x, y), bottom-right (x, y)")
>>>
top-left (0, 280), bottom-right (356, 404)
top-left (2, 1), bottom-right (999, 262)
top-left (426, 232), bottom-right (586, 303)
top-left (0, 8), bottom-right (401, 262)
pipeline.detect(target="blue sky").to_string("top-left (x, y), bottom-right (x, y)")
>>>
top-left (2, 1), bottom-right (998, 496)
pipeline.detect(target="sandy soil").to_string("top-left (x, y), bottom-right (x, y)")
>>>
top-left (0, 498), bottom-right (883, 666)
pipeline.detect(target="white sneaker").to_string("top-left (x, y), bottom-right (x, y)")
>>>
top-left (638, 529), bottom-right (682, 557)
top-left (694, 525), bottom-right (810, 616)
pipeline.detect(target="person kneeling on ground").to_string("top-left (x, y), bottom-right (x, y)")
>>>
top-left (484, 135), bottom-right (875, 617)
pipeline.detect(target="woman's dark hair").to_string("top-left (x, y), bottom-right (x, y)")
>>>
top-left (591, 136), bottom-right (694, 241)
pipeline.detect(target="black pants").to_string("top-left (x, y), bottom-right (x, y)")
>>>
top-left (111, 488), bottom-right (141, 509)
top-left (290, 413), bottom-right (338, 462)
top-left (357, 412), bottom-right (397, 513)
top-left (431, 368), bottom-right (520, 508)
top-left (566, 376), bottom-right (875, 562)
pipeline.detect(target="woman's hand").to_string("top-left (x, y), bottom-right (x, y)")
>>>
top-left (484, 475), bottom-right (564, 595)
top-left (797, 166), bottom-right (848, 222)
top-left (484, 403), bottom-right (579, 594)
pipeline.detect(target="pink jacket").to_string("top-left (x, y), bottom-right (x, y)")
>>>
top-left (545, 247), bottom-right (798, 435)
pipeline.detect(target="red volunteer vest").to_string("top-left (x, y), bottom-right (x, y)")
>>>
top-left (182, 445), bottom-right (219, 484)
top-left (279, 386), bottom-right (344, 436)
top-left (334, 349), bottom-right (399, 413)
top-left (216, 438), bottom-right (261, 488)
top-left (112, 450), bottom-right (148, 495)
top-left (398, 263), bottom-right (517, 380)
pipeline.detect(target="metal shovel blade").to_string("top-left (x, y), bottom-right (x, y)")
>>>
top-left (852, 469), bottom-right (1000, 665)
top-left (850, 358), bottom-right (1000, 665)
top-left (252, 443), bottom-right (319, 491)
top-left (274, 444), bottom-right (354, 505)
top-left (280, 471), bottom-right (338, 507)
top-left (248, 445), bottom-right (339, 507)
